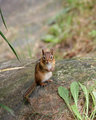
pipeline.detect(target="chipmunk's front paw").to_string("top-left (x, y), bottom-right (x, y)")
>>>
top-left (47, 79), bottom-right (53, 82)
top-left (40, 82), bottom-right (47, 87)
top-left (50, 67), bottom-right (54, 72)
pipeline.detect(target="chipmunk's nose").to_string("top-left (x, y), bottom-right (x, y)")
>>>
top-left (46, 60), bottom-right (49, 64)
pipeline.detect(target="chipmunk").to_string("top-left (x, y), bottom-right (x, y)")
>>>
top-left (24, 49), bottom-right (55, 103)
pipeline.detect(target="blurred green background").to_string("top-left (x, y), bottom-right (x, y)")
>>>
top-left (0, 0), bottom-right (96, 61)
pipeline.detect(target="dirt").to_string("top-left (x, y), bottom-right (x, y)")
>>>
top-left (0, 0), bottom-right (64, 61)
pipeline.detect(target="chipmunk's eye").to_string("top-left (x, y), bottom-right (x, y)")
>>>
top-left (50, 55), bottom-right (53, 59)
top-left (43, 55), bottom-right (46, 60)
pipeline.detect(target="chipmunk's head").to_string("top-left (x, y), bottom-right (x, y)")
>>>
top-left (42, 49), bottom-right (54, 65)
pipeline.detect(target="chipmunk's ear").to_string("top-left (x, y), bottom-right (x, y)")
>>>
top-left (50, 48), bottom-right (54, 55)
top-left (42, 49), bottom-right (45, 55)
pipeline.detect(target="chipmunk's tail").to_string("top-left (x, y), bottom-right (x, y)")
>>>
top-left (23, 81), bottom-right (36, 103)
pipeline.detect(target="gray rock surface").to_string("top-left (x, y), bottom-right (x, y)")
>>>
top-left (0, 58), bottom-right (96, 120)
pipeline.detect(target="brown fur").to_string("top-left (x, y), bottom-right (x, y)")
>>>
top-left (24, 49), bottom-right (55, 103)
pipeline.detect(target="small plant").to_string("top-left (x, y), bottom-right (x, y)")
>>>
top-left (58, 81), bottom-right (96, 120)
top-left (67, 0), bottom-right (78, 7)
top-left (42, 34), bottom-right (59, 44)
top-left (89, 30), bottom-right (96, 38)
top-left (42, 15), bottom-right (72, 45)
top-left (0, 8), bottom-right (17, 117)
top-left (0, 8), bottom-right (19, 61)
top-left (0, 104), bottom-right (15, 116)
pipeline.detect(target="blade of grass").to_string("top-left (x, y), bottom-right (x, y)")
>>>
top-left (0, 104), bottom-right (15, 116)
top-left (0, 31), bottom-right (20, 61)
top-left (47, 7), bottom-right (73, 25)
top-left (79, 83), bottom-right (89, 116)
top-left (90, 108), bottom-right (96, 120)
top-left (58, 86), bottom-right (72, 112)
top-left (58, 86), bottom-right (78, 119)
top-left (58, 86), bottom-right (70, 107)
top-left (0, 8), bottom-right (8, 30)
top-left (58, 86), bottom-right (75, 115)
top-left (90, 91), bottom-right (96, 106)
top-left (90, 90), bottom-right (96, 119)
top-left (71, 104), bottom-right (82, 120)
top-left (70, 81), bottom-right (79, 107)
top-left (27, 43), bottom-right (32, 58)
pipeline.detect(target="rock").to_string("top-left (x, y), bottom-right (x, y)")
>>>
top-left (0, 58), bottom-right (96, 120)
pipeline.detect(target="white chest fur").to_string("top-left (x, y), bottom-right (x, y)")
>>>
top-left (42, 72), bottom-right (52, 82)
top-left (46, 63), bottom-right (52, 70)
